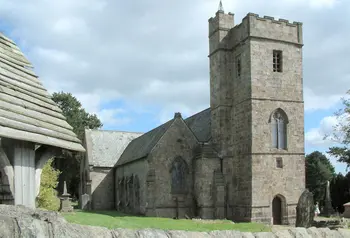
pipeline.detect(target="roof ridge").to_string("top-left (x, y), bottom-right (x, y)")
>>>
top-left (184, 107), bottom-right (210, 121)
top-left (115, 118), bottom-right (175, 167)
top-left (85, 128), bottom-right (144, 134)
top-left (0, 32), bottom-right (84, 152)
top-left (127, 118), bottom-right (174, 143)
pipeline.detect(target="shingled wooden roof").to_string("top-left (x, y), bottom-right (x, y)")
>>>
top-left (0, 32), bottom-right (85, 152)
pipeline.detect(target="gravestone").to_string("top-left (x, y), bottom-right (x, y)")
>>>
top-left (81, 193), bottom-right (90, 210)
top-left (322, 180), bottom-right (335, 217)
top-left (59, 181), bottom-right (73, 212)
top-left (295, 189), bottom-right (314, 228)
top-left (343, 202), bottom-right (350, 218)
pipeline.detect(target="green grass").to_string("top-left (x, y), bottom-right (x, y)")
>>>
top-left (62, 210), bottom-right (271, 232)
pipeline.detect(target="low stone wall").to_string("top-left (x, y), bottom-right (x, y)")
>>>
top-left (1, 205), bottom-right (350, 237)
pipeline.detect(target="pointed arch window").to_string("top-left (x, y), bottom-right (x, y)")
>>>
top-left (270, 109), bottom-right (288, 149)
top-left (170, 156), bottom-right (189, 195)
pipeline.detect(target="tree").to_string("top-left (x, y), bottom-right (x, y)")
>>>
top-left (327, 89), bottom-right (350, 169)
top-left (52, 92), bottom-right (103, 140)
top-left (306, 151), bottom-right (336, 206)
top-left (330, 173), bottom-right (350, 213)
top-left (36, 158), bottom-right (61, 211)
top-left (51, 92), bottom-right (103, 197)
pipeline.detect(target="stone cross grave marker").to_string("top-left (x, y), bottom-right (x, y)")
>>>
top-left (322, 180), bottom-right (335, 217)
top-left (59, 181), bottom-right (73, 212)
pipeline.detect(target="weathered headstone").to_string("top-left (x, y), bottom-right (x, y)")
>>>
top-left (81, 193), bottom-right (90, 210)
top-left (343, 202), bottom-right (350, 218)
top-left (295, 189), bottom-right (314, 228)
top-left (59, 181), bottom-right (73, 212)
top-left (322, 180), bottom-right (335, 217)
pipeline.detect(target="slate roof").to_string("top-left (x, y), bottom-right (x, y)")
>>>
top-left (116, 108), bottom-right (211, 167)
top-left (116, 119), bottom-right (174, 166)
top-left (184, 108), bottom-right (211, 142)
top-left (0, 32), bottom-right (85, 152)
top-left (85, 129), bottom-right (143, 167)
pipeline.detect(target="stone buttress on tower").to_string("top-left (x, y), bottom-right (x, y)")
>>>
top-left (208, 6), bottom-right (305, 224)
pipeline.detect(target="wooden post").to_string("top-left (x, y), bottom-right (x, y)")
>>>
top-left (13, 141), bottom-right (36, 208)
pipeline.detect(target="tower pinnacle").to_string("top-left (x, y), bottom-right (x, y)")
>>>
top-left (218, 0), bottom-right (224, 12)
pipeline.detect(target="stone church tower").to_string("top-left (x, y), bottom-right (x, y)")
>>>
top-left (100, 5), bottom-right (306, 225)
top-left (209, 8), bottom-right (305, 224)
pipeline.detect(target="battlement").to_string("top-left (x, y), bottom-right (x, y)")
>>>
top-left (225, 12), bottom-right (303, 49)
top-left (208, 11), bottom-right (303, 56)
top-left (246, 13), bottom-right (302, 27)
top-left (208, 10), bottom-right (235, 37)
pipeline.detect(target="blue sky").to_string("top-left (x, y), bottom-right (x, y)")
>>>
top-left (0, 0), bottom-right (349, 174)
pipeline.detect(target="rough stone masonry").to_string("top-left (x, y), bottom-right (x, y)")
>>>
top-left (112, 7), bottom-right (305, 225)
top-left (1, 205), bottom-right (350, 238)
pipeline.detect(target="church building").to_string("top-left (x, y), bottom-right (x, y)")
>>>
top-left (81, 7), bottom-right (305, 225)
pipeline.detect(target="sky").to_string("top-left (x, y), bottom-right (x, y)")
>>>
top-left (0, 0), bottom-right (349, 173)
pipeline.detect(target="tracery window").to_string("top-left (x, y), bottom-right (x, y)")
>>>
top-left (170, 156), bottom-right (188, 194)
top-left (271, 109), bottom-right (288, 149)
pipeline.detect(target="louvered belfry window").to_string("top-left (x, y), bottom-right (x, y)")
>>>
top-left (273, 50), bottom-right (283, 72)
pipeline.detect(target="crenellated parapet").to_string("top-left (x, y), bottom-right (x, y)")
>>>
top-left (208, 11), bottom-right (235, 54)
top-left (245, 13), bottom-right (303, 45)
top-left (247, 13), bottom-right (302, 26)
top-left (209, 11), bottom-right (303, 55)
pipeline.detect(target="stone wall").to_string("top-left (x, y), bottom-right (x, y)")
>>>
top-left (147, 117), bottom-right (198, 218)
top-left (1, 205), bottom-right (350, 238)
top-left (115, 159), bottom-right (148, 215)
top-left (208, 10), bottom-right (305, 223)
top-left (89, 167), bottom-right (114, 210)
top-left (193, 145), bottom-right (221, 219)
top-left (248, 21), bottom-right (305, 224)
top-left (115, 116), bottom-right (199, 218)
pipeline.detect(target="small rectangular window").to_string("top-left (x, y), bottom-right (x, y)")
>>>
top-left (273, 50), bottom-right (282, 72)
top-left (276, 157), bottom-right (283, 168)
top-left (236, 55), bottom-right (241, 77)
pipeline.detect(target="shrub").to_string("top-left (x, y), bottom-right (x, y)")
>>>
top-left (36, 158), bottom-right (61, 211)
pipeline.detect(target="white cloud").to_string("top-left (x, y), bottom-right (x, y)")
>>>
top-left (35, 47), bottom-right (74, 64)
top-left (309, 0), bottom-right (339, 8)
top-left (98, 109), bottom-right (131, 127)
top-left (0, 0), bottom-right (349, 127)
top-left (305, 116), bottom-right (339, 147)
top-left (304, 87), bottom-right (342, 112)
top-left (305, 112), bottom-right (349, 148)
top-left (74, 92), bottom-right (103, 115)
top-left (325, 152), bottom-right (348, 174)
top-left (158, 103), bottom-right (208, 124)
top-left (72, 91), bottom-right (127, 127)
top-left (53, 17), bottom-right (89, 35)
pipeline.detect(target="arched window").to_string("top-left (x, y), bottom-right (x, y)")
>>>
top-left (170, 156), bottom-right (188, 195)
top-left (270, 109), bottom-right (288, 149)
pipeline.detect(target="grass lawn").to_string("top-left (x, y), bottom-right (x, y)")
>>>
top-left (62, 210), bottom-right (271, 232)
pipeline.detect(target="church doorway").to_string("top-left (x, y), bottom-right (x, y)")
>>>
top-left (272, 196), bottom-right (282, 225)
